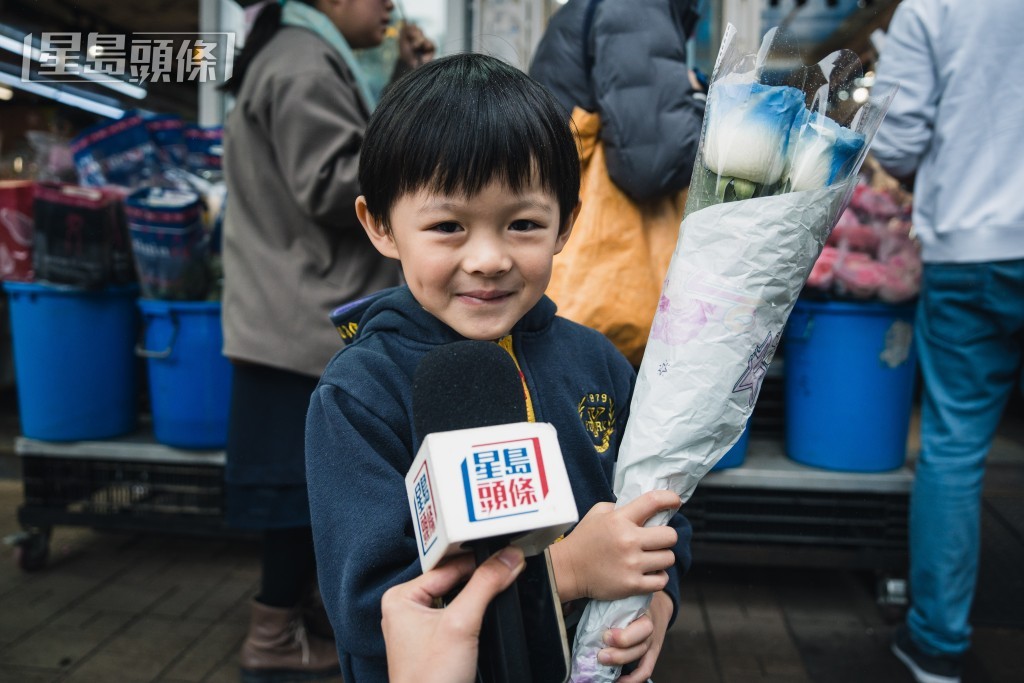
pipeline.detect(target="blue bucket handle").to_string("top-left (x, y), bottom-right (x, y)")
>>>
top-left (136, 312), bottom-right (179, 359)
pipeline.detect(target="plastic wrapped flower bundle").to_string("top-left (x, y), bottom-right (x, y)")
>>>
top-left (568, 24), bottom-right (897, 682)
top-left (807, 170), bottom-right (920, 303)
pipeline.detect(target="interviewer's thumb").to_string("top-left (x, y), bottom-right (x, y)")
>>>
top-left (448, 546), bottom-right (525, 626)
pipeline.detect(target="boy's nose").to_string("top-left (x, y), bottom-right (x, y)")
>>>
top-left (463, 234), bottom-right (512, 276)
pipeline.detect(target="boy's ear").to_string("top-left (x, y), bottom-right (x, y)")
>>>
top-left (356, 196), bottom-right (400, 260)
top-left (553, 199), bottom-right (582, 255)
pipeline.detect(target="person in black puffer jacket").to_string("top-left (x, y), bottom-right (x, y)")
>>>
top-left (529, 0), bottom-right (705, 201)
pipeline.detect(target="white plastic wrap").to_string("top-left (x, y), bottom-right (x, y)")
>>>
top-left (568, 23), bottom-right (897, 682)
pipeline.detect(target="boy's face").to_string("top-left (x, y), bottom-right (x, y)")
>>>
top-left (358, 177), bottom-right (577, 340)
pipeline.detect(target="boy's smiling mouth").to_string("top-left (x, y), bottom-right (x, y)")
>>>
top-left (457, 289), bottom-right (514, 303)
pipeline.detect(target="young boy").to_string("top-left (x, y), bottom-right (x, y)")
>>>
top-left (305, 53), bottom-right (691, 683)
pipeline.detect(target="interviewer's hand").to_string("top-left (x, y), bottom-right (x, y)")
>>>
top-left (381, 547), bottom-right (526, 683)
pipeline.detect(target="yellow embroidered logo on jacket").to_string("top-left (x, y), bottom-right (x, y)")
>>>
top-left (578, 392), bottom-right (615, 453)
top-left (336, 321), bottom-right (359, 341)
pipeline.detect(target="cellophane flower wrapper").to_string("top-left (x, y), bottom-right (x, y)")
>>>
top-left (569, 25), bottom-right (896, 682)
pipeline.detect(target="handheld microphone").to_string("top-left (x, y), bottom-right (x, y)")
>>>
top-left (412, 339), bottom-right (530, 436)
top-left (406, 341), bottom-right (578, 683)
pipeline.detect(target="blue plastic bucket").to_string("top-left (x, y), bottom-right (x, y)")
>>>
top-left (784, 298), bottom-right (917, 472)
top-left (137, 299), bottom-right (231, 448)
top-left (712, 422), bottom-right (751, 470)
top-left (4, 282), bottom-right (138, 440)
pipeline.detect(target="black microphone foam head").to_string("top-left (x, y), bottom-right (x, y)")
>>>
top-left (413, 340), bottom-right (529, 437)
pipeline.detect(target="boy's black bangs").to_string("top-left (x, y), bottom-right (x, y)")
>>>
top-left (361, 54), bottom-right (579, 230)
top-left (403, 80), bottom-right (566, 204)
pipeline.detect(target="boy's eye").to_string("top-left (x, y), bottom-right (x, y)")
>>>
top-left (431, 222), bottom-right (461, 234)
top-left (509, 219), bottom-right (542, 232)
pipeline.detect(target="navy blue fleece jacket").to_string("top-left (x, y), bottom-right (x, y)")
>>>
top-left (305, 286), bottom-right (692, 682)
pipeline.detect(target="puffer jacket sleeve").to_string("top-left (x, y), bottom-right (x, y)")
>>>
top-left (591, 0), bottom-right (705, 201)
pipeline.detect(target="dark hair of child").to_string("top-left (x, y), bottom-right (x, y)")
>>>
top-left (358, 52), bottom-right (581, 233)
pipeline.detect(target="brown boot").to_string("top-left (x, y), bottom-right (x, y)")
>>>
top-left (239, 599), bottom-right (341, 683)
top-left (301, 583), bottom-right (336, 642)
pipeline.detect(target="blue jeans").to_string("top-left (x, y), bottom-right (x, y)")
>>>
top-left (908, 259), bottom-right (1024, 657)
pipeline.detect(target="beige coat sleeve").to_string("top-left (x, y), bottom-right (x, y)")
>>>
top-left (262, 70), bottom-right (368, 229)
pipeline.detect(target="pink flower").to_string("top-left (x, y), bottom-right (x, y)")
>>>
top-left (877, 265), bottom-right (920, 303)
top-left (827, 222), bottom-right (881, 253)
top-left (807, 245), bottom-right (839, 290)
top-left (833, 251), bottom-right (886, 299)
top-left (876, 220), bottom-right (916, 261)
top-left (833, 207), bottom-right (862, 232)
top-left (851, 183), bottom-right (902, 220)
top-left (877, 244), bottom-right (922, 303)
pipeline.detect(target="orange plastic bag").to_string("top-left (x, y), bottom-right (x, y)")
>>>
top-left (547, 108), bottom-right (687, 365)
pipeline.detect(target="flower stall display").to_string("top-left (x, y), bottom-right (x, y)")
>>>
top-left (568, 25), bottom-right (897, 682)
top-left (5, 112), bottom-right (231, 452)
top-left (68, 111), bottom-right (224, 300)
top-left (806, 167), bottom-right (920, 303)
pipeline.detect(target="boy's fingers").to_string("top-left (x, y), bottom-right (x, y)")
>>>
top-left (635, 569), bottom-right (670, 595)
top-left (599, 616), bottom-right (654, 668)
top-left (598, 641), bottom-right (648, 667)
top-left (445, 547), bottom-right (526, 626)
top-left (639, 526), bottom-right (678, 551)
top-left (616, 656), bottom-right (656, 683)
top-left (638, 549), bottom-right (677, 574)
top-left (620, 490), bottom-right (681, 525)
top-left (603, 614), bottom-right (655, 649)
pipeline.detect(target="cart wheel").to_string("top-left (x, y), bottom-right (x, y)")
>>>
top-left (13, 529), bottom-right (51, 572)
top-left (876, 575), bottom-right (908, 623)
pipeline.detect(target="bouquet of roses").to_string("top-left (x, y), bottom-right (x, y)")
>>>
top-left (569, 25), bottom-right (897, 682)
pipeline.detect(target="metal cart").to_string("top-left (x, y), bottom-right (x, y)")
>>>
top-left (689, 444), bottom-right (912, 612)
top-left (9, 371), bottom-right (912, 611)
top-left (10, 430), bottom-right (229, 571)
top-left (10, 432), bottom-right (910, 584)
top-left (690, 438), bottom-right (911, 572)
top-left (684, 369), bottom-right (914, 609)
